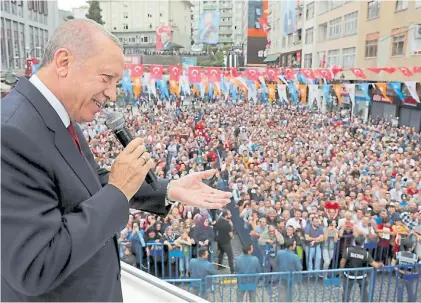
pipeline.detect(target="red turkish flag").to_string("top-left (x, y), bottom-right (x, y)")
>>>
top-left (149, 64), bottom-right (163, 80)
top-left (351, 68), bottom-right (367, 79)
top-left (266, 68), bottom-right (279, 81)
top-left (332, 66), bottom-right (344, 76)
top-left (131, 64), bottom-right (144, 77)
top-left (168, 65), bottom-right (182, 81)
top-left (188, 66), bottom-right (202, 83)
top-left (398, 67), bottom-right (414, 77)
top-left (300, 68), bottom-right (316, 79)
top-left (245, 68), bottom-right (259, 81)
top-left (414, 66), bottom-right (421, 74)
top-left (205, 67), bottom-right (221, 82)
top-left (316, 68), bottom-right (333, 81)
top-left (382, 67), bottom-right (396, 74)
top-left (230, 67), bottom-right (238, 77)
top-left (283, 68), bottom-right (296, 80)
top-left (367, 68), bottom-right (383, 74)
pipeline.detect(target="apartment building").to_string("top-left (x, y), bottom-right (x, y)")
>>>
top-left (98, 0), bottom-right (192, 55)
top-left (267, 0), bottom-right (421, 82)
top-left (0, 0), bottom-right (59, 72)
top-left (191, 0), bottom-right (247, 49)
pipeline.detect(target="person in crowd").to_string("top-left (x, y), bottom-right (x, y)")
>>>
top-left (189, 247), bottom-right (216, 299)
top-left (391, 239), bottom-right (419, 302)
top-left (121, 245), bottom-right (137, 268)
top-left (214, 210), bottom-right (235, 273)
top-left (235, 244), bottom-right (261, 302)
top-left (340, 235), bottom-right (383, 302)
top-left (275, 238), bottom-right (303, 302)
top-left (322, 219), bottom-right (339, 270)
top-left (304, 216), bottom-right (324, 272)
top-left (174, 227), bottom-right (193, 277)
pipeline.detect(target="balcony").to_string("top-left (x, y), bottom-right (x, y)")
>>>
top-left (203, 3), bottom-right (217, 10)
top-left (220, 2), bottom-right (232, 9)
top-left (121, 262), bottom-right (207, 302)
top-left (221, 11), bottom-right (232, 18)
top-left (219, 28), bottom-right (232, 34)
top-left (219, 36), bottom-right (233, 43)
top-left (220, 20), bottom-right (232, 26)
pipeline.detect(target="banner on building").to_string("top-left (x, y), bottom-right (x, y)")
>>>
top-left (197, 11), bottom-right (220, 44)
top-left (282, 0), bottom-right (296, 36)
top-left (156, 26), bottom-right (173, 51)
top-left (247, 0), bottom-right (269, 65)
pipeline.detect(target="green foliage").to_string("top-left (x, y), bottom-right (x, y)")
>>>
top-left (85, 1), bottom-right (105, 25)
top-left (198, 49), bottom-right (225, 67)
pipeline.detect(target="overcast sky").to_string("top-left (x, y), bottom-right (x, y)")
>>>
top-left (58, 0), bottom-right (88, 11)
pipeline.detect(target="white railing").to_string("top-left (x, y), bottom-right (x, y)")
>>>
top-left (120, 262), bottom-right (207, 302)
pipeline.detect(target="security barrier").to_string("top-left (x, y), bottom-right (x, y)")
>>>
top-left (162, 264), bottom-right (420, 302)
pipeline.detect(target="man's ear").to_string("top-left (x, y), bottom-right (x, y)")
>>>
top-left (54, 48), bottom-right (73, 77)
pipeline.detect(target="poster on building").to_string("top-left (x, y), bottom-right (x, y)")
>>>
top-left (182, 57), bottom-right (198, 69)
top-left (247, 0), bottom-right (269, 65)
top-left (282, 0), bottom-right (296, 36)
top-left (156, 26), bottom-right (173, 51)
top-left (197, 11), bottom-right (220, 44)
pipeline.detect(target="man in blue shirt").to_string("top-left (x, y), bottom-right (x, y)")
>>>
top-left (189, 247), bottom-right (216, 299)
top-left (275, 238), bottom-right (303, 301)
top-left (235, 244), bottom-right (261, 302)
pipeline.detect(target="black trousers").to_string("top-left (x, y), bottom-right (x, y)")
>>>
top-left (217, 242), bottom-right (234, 274)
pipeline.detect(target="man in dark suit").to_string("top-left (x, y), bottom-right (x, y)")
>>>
top-left (1, 19), bottom-right (231, 302)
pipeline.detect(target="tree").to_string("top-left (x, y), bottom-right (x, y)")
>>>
top-left (65, 15), bottom-right (75, 21)
top-left (85, 1), bottom-right (104, 25)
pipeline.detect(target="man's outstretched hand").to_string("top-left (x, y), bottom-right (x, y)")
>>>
top-left (167, 169), bottom-right (232, 209)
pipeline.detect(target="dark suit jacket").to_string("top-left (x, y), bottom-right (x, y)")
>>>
top-left (1, 77), bottom-right (171, 301)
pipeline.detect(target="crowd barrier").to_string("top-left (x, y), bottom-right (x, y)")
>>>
top-left (131, 242), bottom-right (215, 279)
top-left (163, 264), bottom-right (420, 302)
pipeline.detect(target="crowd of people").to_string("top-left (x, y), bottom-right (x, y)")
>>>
top-left (81, 96), bottom-right (421, 300)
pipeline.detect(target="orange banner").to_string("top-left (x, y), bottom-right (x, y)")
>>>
top-left (299, 84), bottom-right (307, 104)
top-left (333, 84), bottom-right (344, 104)
top-left (376, 82), bottom-right (392, 103)
top-left (268, 84), bottom-right (276, 101)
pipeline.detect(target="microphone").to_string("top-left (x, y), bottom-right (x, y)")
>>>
top-left (105, 111), bottom-right (160, 191)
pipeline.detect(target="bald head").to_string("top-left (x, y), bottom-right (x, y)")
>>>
top-left (41, 19), bottom-right (122, 68)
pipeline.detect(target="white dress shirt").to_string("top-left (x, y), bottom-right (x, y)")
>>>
top-left (29, 74), bottom-right (70, 128)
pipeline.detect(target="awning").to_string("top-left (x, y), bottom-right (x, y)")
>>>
top-left (263, 54), bottom-right (279, 63)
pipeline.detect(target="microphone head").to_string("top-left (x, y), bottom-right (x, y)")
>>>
top-left (105, 111), bottom-right (125, 131)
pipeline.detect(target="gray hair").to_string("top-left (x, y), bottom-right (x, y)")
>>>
top-left (41, 19), bottom-right (122, 68)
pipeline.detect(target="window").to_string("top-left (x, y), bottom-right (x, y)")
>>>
top-left (327, 49), bottom-right (341, 67)
top-left (416, 0), bottom-right (421, 8)
top-left (317, 51), bottom-right (326, 67)
top-left (147, 13), bottom-right (152, 18)
top-left (329, 17), bottom-right (341, 39)
top-left (319, 0), bottom-right (329, 14)
top-left (287, 34), bottom-right (292, 46)
top-left (282, 36), bottom-right (286, 48)
top-left (318, 23), bottom-right (328, 41)
top-left (367, 1), bottom-right (380, 19)
top-left (395, 0), bottom-right (408, 11)
top-left (123, 12), bottom-right (128, 19)
top-left (331, 0), bottom-right (343, 9)
top-left (343, 11), bottom-right (358, 36)
top-left (342, 47), bottom-right (355, 68)
top-left (305, 27), bottom-right (313, 44)
top-left (123, 24), bottom-right (128, 30)
top-left (365, 35), bottom-right (378, 58)
top-left (304, 54), bottom-right (312, 68)
top-left (306, 2), bottom-right (314, 20)
top-left (391, 34), bottom-right (405, 56)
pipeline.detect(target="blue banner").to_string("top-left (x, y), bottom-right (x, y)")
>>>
top-left (357, 83), bottom-right (370, 102)
top-left (389, 82), bottom-right (404, 101)
top-left (323, 84), bottom-right (331, 104)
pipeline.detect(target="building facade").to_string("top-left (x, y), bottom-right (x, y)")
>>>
top-left (98, 0), bottom-right (192, 55)
top-left (267, 0), bottom-right (421, 81)
top-left (191, 0), bottom-right (247, 49)
top-left (1, 0), bottom-right (59, 72)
